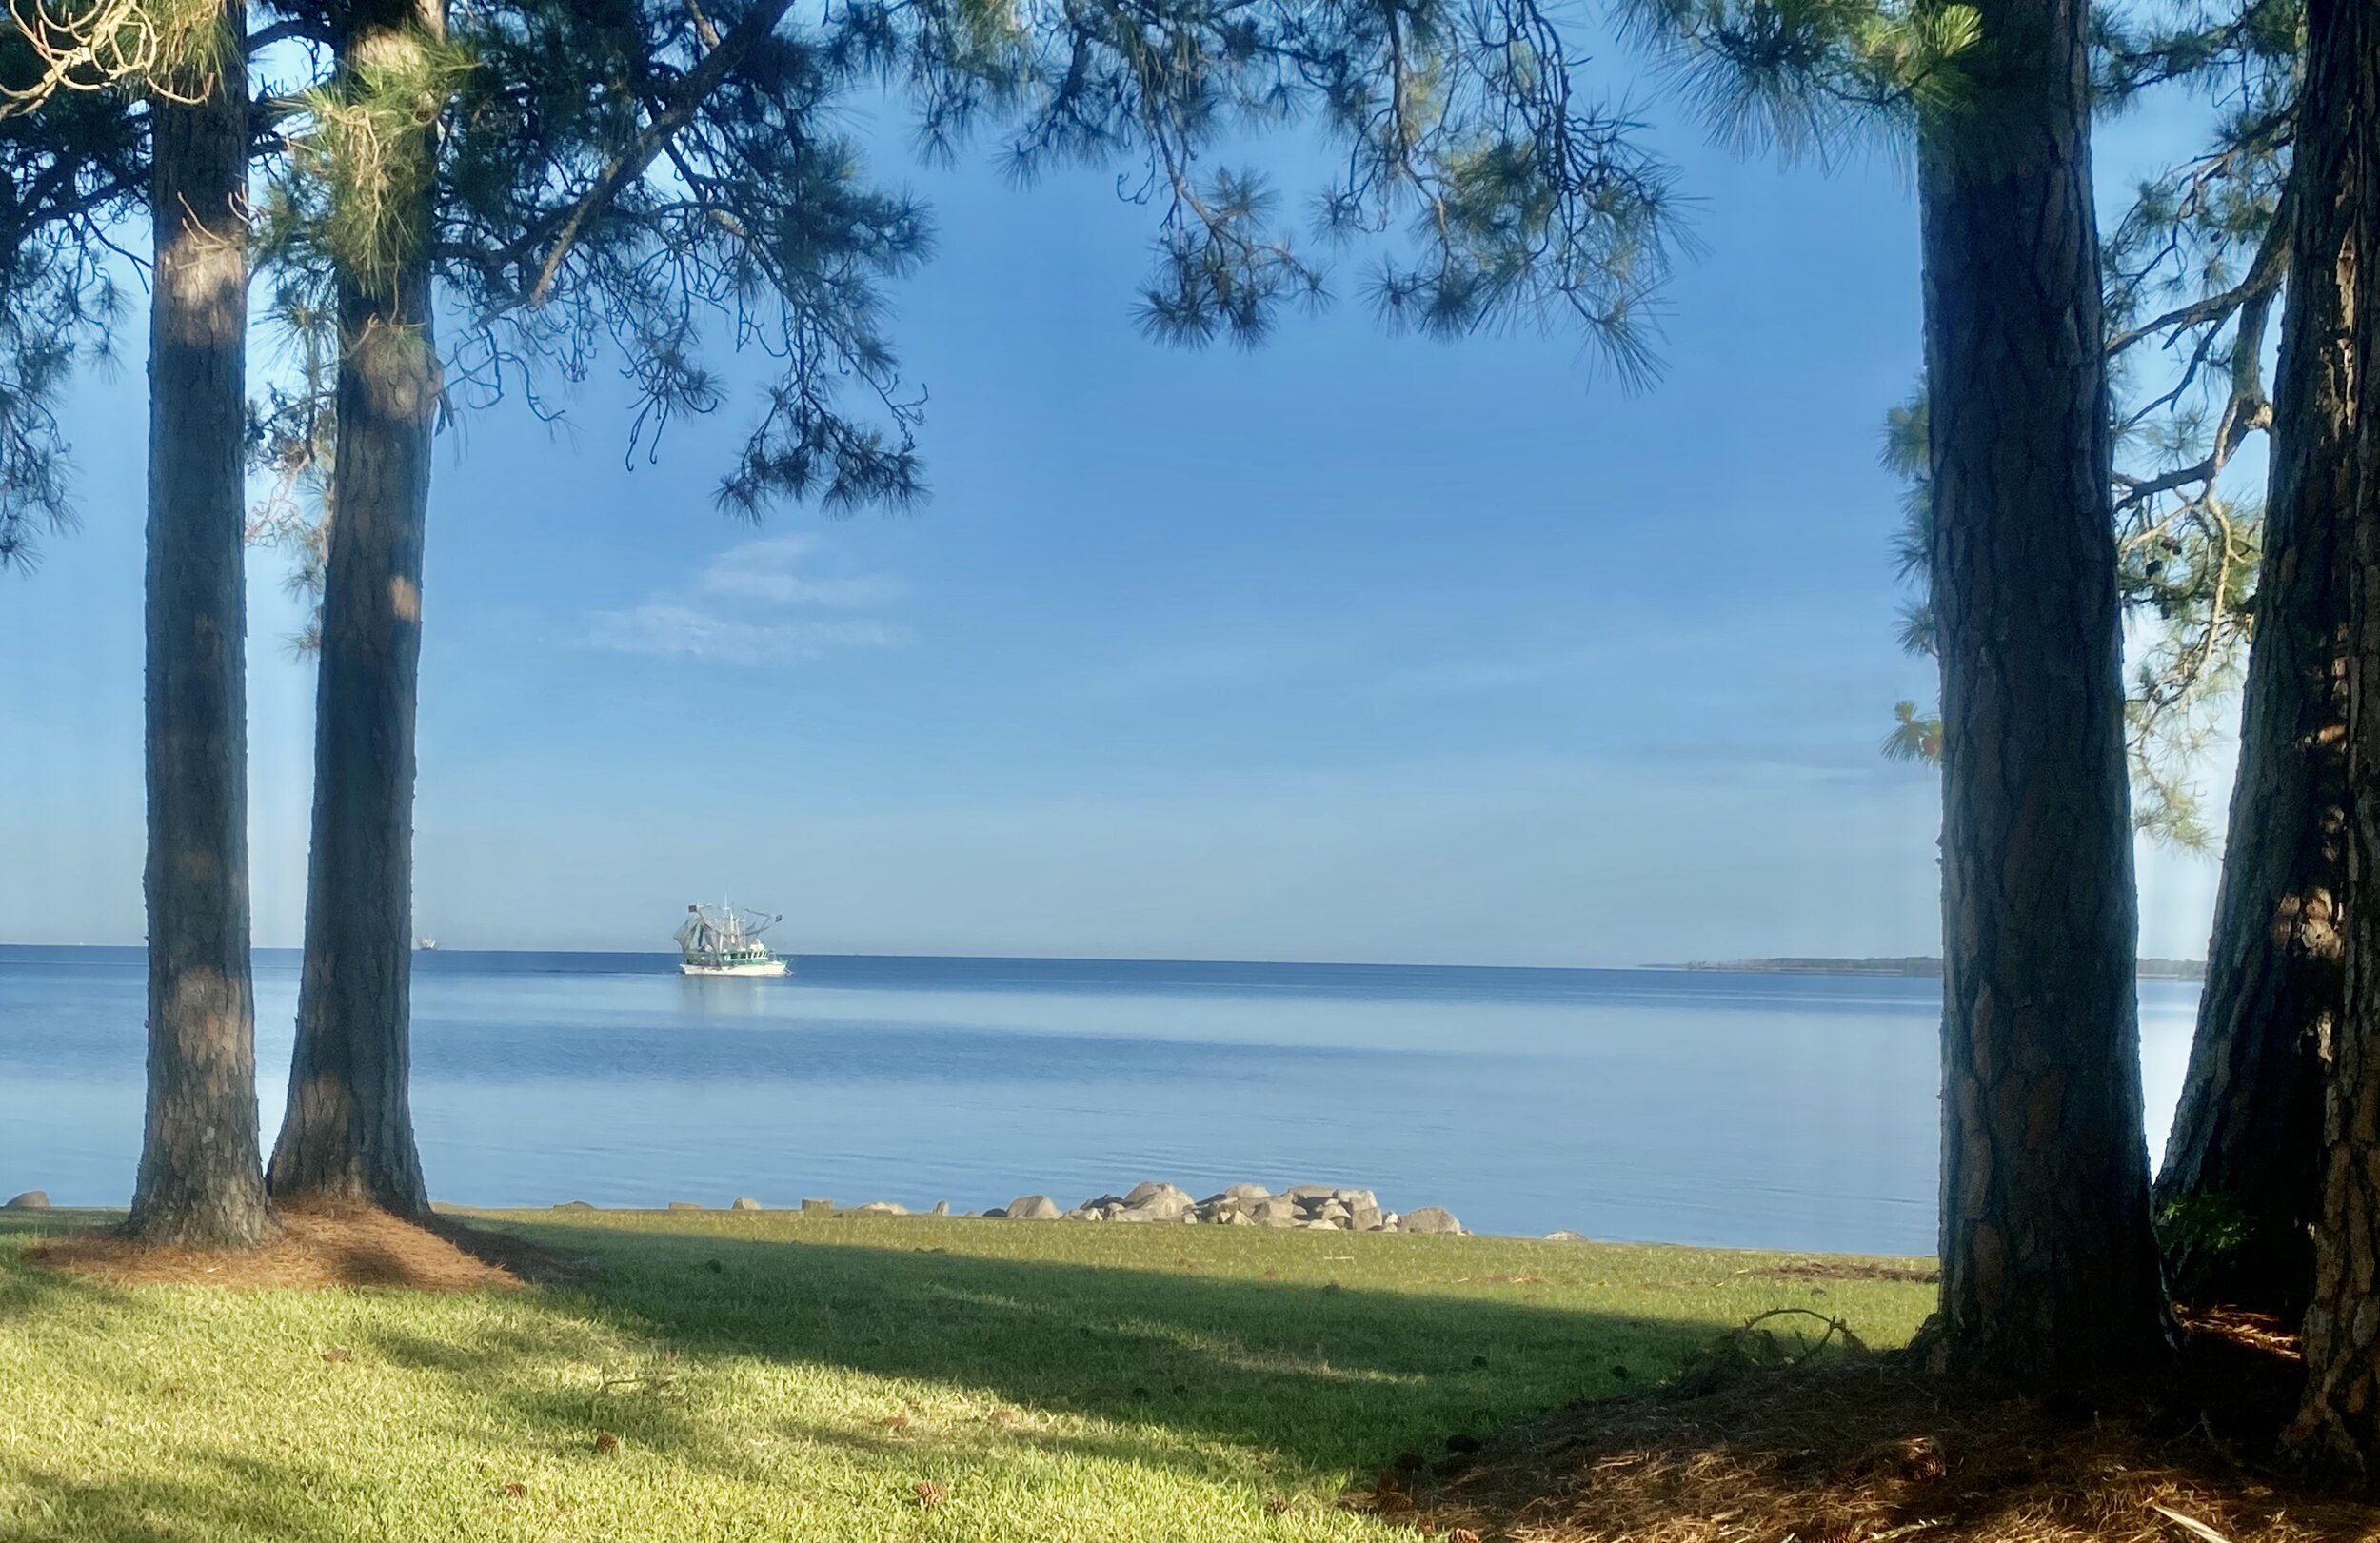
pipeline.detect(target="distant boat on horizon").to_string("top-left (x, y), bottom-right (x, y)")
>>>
top-left (414, 937), bottom-right (437, 951)
top-left (674, 903), bottom-right (790, 978)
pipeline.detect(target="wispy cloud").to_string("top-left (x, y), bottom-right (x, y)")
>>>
top-left (586, 536), bottom-right (908, 665)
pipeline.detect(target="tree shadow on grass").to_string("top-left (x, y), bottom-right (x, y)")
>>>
top-left (4, 1452), bottom-right (378, 1543)
top-left (1, 1213), bottom-right (1877, 1541)
top-left (357, 1221), bottom-right (1743, 1481)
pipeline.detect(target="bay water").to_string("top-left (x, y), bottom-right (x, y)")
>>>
top-left (0, 947), bottom-right (2201, 1255)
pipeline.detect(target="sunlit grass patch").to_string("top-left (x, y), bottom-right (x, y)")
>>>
top-left (0, 1208), bottom-right (1934, 1541)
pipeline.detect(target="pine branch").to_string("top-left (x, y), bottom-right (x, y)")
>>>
top-left (523, 0), bottom-right (796, 307)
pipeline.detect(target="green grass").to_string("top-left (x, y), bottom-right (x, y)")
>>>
top-left (0, 1209), bottom-right (1934, 1542)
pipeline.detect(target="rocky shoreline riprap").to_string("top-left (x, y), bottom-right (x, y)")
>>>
top-left (990, 1181), bottom-right (1460, 1234)
top-left (595, 1182), bottom-right (1468, 1234)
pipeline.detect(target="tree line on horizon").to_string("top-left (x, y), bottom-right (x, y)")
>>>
top-left (13, 0), bottom-right (2380, 1476)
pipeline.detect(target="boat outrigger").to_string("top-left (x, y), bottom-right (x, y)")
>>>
top-left (674, 902), bottom-right (790, 977)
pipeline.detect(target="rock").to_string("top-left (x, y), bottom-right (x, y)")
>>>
top-left (1251, 1197), bottom-right (1302, 1227)
top-left (553, 1199), bottom-right (596, 1211)
top-left (1401, 1206), bottom-right (1462, 1236)
top-left (801, 1197), bottom-right (834, 1213)
top-left (1314, 1200), bottom-right (1351, 1222)
top-left (1006, 1194), bottom-right (1062, 1220)
top-left (982, 1206), bottom-right (1008, 1218)
top-left (1123, 1184), bottom-right (1194, 1220)
top-left (1224, 1182), bottom-right (1271, 1202)
top-left (931, 1200), bottom-right (951, 1217)
top-left (4, 1190), bottom-right (50, 1210)
top-left (666, 1200), bottom-right (704, 1211)
top-left (1378, 1212), bottom-right (1401, 1232)
top-left (1346, 1197), bottom-right (1383, 1231)
top-left (855, 1201), bottom-right (908, 1217)
top-left (1282, 1184), bottom-right (1341, 1202)
top-left (1545, 1229), bottom-right (1589, 1242)
top-left (731, 1197), bottom-right (764, 1211)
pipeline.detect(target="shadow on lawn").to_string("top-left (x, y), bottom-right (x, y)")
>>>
top-left (0, 1215), bottom-right (1770, 1541)
top-left (378, 1222), bottom-right (1729, 1474)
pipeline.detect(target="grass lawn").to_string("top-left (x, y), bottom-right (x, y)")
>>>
top-left (0, 1209), bottom-right (1934, 1542)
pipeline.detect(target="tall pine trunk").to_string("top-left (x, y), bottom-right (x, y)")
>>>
top-left (1918, 0), bottom-right (2168, 1381)
top-left (128, 1), bottom-right (278, 1249)
top-left (2154, 89), bottom-right (2358, 1322)
top-left (267, 0), bottom-right (445, 1215)
top-left (2287, 0), bottom-right (2380, 1474)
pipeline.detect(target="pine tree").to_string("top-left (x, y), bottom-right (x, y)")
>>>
top-left (131, 1), bottom-right (281, 1247)
top-left (1623, 0), bottom-right (2171, 1380)
top-left (2139, 0), bottom-right (2355, 1318)
top-left (263, 0), bottom-right (454, 1213)
top-left (1875, 1), bottom-right (2322, 1315)
top-left (2284, 0), bottom-right (2380, 1473)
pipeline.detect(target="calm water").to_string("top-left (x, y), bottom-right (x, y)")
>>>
top-left (0, 947), bottom-right (2201, 1255)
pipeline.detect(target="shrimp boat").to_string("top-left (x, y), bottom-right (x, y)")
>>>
top-left (674, 902), bottom-right (790, 977)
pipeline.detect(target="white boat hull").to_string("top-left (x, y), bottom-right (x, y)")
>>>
top-left (680, 959), bottom-right (789, 978)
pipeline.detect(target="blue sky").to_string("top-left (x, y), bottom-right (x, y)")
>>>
top-left (0, 50), bottom-right (2229, 964)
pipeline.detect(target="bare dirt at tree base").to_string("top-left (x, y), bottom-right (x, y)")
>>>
top-left (26, 1200), bottom-right (592, 1291)
top-left (1361, 1308), bottom-right (2380, 1543)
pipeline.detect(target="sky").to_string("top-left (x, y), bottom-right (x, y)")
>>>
top-left (0, 38), bottom-right (2232, 965)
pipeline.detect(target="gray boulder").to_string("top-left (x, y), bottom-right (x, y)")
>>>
top-left (1224, 1182), bottom-right (1271, 1202)
top-left (1124, 1183), bottom-right (1194, 1220)
top-left (666, 1200), bottom-right (704, 1211)
top-left (1250, 1197), bottom-right (1302, 1227)
top-left (1007, 1194), bottom-right (1062, 1220)
top-left (801, 1197), bottom-right (834, 1213)
top-left (854, 1200), bottom-right (908, 1217)
top-left (1346, 1197), bottom-right (1383, 1231)
top-left (731, 1197), bottom-right (764, 1211)
top-left (931, 1200), bottom-right (952, 1217)
top-left (1282, 1184), bottom-right (1341, 1202)
top-left (1401, 1206), bottom-right (1462, 1236)
top-left (4, 1191), bottom-right (50, 1210)
top-left (1545, 1229), bottom-right (1589, 1242)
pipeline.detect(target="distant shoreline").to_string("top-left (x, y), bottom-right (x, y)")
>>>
top-left (0, 943), bottom-right (2210, 982)
top-left (1669, 956), bottom-right (2208, 982)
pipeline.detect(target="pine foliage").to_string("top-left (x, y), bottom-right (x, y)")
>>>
top-left (0, 13), bottom-right (146, 571)
top-left (1623, 0), bottom-right (2293, 847)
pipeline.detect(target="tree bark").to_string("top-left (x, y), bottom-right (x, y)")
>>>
top-left (2154, 56), bottom-right (2359, 1321)
top-left (2287, 0), bottom-right (2380, 1474)
top-left (127, 1), bottom-right (278, 1250)
top-left (267, 0), bottom-right (446, 1216)
top-left (1918, 0), bottom-right (2169, 1382)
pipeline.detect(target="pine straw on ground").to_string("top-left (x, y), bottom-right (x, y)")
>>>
top-left (1367, 1308), bottom-right (2380, 1543)
top-left (25, 1200), bottom-right (592, 1291)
